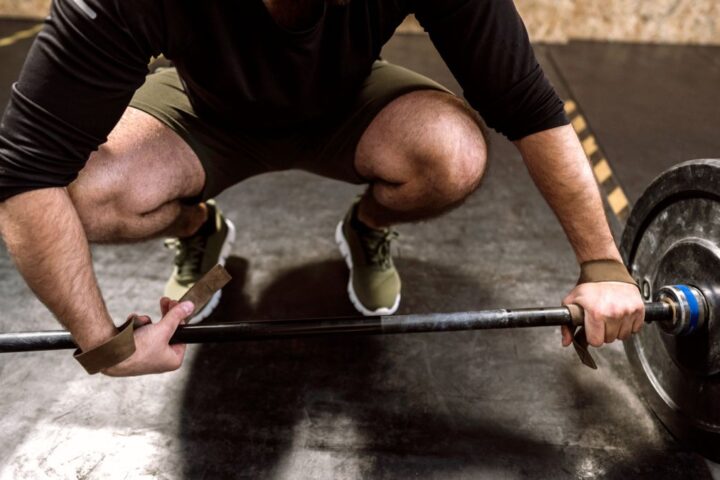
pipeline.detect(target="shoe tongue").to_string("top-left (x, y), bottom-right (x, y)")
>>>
top-left (358, 225), bottom-right (396, 268)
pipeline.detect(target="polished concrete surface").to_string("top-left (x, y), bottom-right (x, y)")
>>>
top-left (547, 41), bottom-right (720, 204)
top-left (0, 20), bottom-right (718, 479)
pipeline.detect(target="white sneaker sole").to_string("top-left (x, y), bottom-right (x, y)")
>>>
top-left (189, 219), bottom-right (237, 323)
top-left (335, 220), bottom-right (400, 317)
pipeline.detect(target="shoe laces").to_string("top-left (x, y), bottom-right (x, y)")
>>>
top-left (361, 229), bottom-right (399, 269)
top-left (164, 234), bottom-right (207, 283)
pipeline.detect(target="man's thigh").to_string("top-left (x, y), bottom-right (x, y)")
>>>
top-left (71, 106), bottom-right (205, 213)
top-left (294, 60), bottom-right (457, 184)
top-left (128, 68), bottom-right (260, 202)
top-left (123, 63), bottom-right (458, 200)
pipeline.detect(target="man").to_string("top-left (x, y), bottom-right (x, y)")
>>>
top-left (0, 0), bottom-right (643, 376)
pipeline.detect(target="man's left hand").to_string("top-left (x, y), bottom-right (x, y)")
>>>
top-left (561, 282), bottom-right (645, 347)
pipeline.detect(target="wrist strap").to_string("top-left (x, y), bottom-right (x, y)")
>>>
top-left (578, 259), bottom-right (637, 286)
top-left (74, 319), bottom-right (136, 374)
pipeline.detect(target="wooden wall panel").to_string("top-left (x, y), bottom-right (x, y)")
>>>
top-left (1, 0), bottom-right (718, 45)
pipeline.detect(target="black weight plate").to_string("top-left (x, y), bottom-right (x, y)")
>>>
top-left (620, 159), bottom-right (720, 461)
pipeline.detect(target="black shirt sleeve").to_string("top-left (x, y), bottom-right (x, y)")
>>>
top-left (0, 0), bottom-right (164, 202)
top-left (412, 0), bottom-right (569, 140)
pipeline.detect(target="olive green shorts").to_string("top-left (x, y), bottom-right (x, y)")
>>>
top-left (128, 61), bottom-right (452, 200)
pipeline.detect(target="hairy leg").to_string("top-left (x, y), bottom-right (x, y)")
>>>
top-left (68, 108), bottom-right (207, 243)
top-left (354, 90), bottom-right (488, 229)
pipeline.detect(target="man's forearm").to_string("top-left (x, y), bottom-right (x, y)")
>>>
top-left (513, 124), bottom-right (621, 263)
top-left (0, 188), bottom-right (117, 350)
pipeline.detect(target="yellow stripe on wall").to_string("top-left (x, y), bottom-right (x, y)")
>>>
top-left (564, 98), bottom-right (631, 223)
top-left (593, 159), bottom-right (612, 184)
top-left (571, 115), bottom-right (587, 133)
top-left (582, 136), bottom-right (599, 157)
top-left (564, 100), bottom-right (577, 116)
top-left (0, 24), bottom-right (42, 48)
top-left (607, 186), bottom-right (629, 214)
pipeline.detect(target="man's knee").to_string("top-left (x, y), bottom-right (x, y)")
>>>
top-left (406, 92), bottom-right (487, 202)
top-left (68, 150), bottom-right (144, 239)
top-left (425, 128), bottom-right (487, 201)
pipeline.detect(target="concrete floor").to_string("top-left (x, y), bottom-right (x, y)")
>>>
top-left (0, 20), bottom-right (718, 479)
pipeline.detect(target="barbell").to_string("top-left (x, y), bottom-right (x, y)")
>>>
top-left (0, 159), bottom-right (718, 460)
top-left (620, 158), bottom-right (720, 462)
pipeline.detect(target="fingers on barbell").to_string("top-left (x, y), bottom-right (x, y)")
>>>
top-left (604, 315), bottom-right (622, 344)
top-left (617, 316), bottom-right (634, 340)
top-left (170, 342), bottom-right (187, 358)
top-left (632, 312), bottom-right (644, 334)
top-left (133, 315), bottom-right (152, 328)
top-left (160, 297), bottom-right (169, 312)
top-left (160, 297), bottom-right (182, 317)
top-left (585, 311), bottom-right (606, 347)
top-left (560, 325), bottom-right (573, 347)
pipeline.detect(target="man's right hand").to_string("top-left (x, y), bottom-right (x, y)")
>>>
top-left (0, 189), bottom-right (194, 378)
top-left (102, 298), bottom-right (193, 377)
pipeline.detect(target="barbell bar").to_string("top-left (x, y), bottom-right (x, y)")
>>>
top-left (0, 285), bottom-right (700, 353)
top-left (1, 159), bottom-right (719, 459)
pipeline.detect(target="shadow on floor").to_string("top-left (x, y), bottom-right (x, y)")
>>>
top-left (176, 256), bottom-right (712, 479)
top-left (176, 256), bottom-right (550, 478)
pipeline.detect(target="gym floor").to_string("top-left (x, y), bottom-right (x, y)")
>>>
top-left (0, 19), bottom-right (719, 479)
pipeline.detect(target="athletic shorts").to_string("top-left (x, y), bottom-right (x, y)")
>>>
top-left (129, 60), bottom-right (452, 200)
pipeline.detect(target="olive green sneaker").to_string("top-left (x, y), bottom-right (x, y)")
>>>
top-left (335, 200), bottom-right (401, 316)
top-left (164, 200), bottom-right (236, 322)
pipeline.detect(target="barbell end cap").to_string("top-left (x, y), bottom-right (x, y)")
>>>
top-left (653, 284), bottom-right (707, 336)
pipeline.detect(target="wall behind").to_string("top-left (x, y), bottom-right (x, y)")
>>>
top-left (519, 0), bottom-right (720, 44)
top-left (399, 0), bottom-right (720, 44)
top-left (0, 0), bottom-right (48, 20)
top-left (0, 0), bottom-right (718, 45)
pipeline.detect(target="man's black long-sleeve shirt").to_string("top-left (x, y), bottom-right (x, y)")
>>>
top-left (0, 0), bottom-right (568, 202)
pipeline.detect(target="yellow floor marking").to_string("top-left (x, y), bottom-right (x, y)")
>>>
top-left (564, 100), bottom-right (577, 115)
top-left (593, 158), bottom-right (612, 183)
top-left (607, 186), bottom-right (629, 214)
top-left (582, 135), bottom-right (598, 157)
top-left (571, 115), bottom-right (587, 134)
top-left (0, 24), bottom-right (43, 48)
top-left (564, 98), bottom-right (631, 222)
